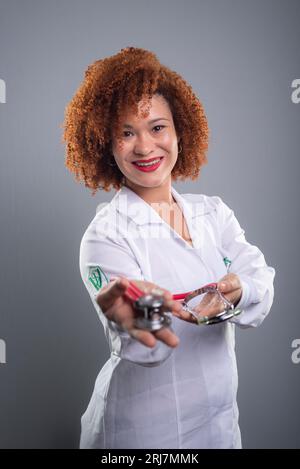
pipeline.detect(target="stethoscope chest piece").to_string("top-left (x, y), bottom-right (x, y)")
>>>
top-left (134, 294), bottom-right (172, 331)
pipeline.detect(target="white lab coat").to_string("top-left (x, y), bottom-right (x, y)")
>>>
top-left (79, 185), bottom-right (275, 449)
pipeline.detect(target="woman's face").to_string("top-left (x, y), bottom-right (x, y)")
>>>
top-left (111, 94), bottom-right (179, 190)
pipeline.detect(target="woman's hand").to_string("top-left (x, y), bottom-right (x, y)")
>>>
top-left (217, 273), bottom-right (243, 308)
top-left (96, 277), bottom-right (182, 348)
top-left (173, 273), bottom-right (243, 324)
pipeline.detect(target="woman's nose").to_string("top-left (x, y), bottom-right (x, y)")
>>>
top-left (133, 134), bottom-right (153, 156)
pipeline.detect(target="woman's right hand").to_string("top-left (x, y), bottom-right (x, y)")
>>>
top-left (96, 277), bottom-right (181, 349)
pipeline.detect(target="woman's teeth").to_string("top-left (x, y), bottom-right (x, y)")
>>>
top-left (134, 158), bottom-right (161, 167)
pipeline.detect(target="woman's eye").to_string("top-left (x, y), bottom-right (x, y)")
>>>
top-left (153, 125), bottom-right (165, 132)
top-left (122, 126), bottom-right (165, 138)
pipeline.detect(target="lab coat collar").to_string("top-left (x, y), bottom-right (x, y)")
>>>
top-left (111, 185), bottom-right (207, 227)
top-left (110, 185), bottom-right (223, 278)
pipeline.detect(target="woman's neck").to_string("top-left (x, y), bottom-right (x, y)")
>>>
top-left (124, 178), bottom-right (176, 206)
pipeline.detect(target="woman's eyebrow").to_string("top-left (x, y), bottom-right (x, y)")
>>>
top-left (123, 118), bottom-right (170, 128)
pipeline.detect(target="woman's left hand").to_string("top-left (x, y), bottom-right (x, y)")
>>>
top-left (217, 273), bottom-right (243, 308)
top-left (173, 273), bottom-right (243, 324)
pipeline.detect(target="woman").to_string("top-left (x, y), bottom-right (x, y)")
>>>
top-left (63, 47), bottom-right (275, 449)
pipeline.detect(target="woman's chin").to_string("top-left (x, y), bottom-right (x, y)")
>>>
top-left (127, 174), bottom-right (170, 189)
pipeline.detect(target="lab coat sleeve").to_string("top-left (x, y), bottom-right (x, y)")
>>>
top-left (214, 196), bottom-right (275, 328)
top-left (79, 218), bottom-right (174, 367)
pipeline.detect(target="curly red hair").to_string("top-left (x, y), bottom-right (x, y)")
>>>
top-left (63, 47), bottom-right (209, 194)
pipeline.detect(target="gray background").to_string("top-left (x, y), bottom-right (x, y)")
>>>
top-left (0, 0), bottom-right (299, 449)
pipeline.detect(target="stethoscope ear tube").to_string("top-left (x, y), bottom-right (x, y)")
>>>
top-left (174, 282), bottom-right (242, 325)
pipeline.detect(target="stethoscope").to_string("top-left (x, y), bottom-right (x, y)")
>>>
top-left (124, 280), bottom-right (242, 331)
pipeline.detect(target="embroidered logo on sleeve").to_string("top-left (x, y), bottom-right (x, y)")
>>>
top-left (88, 266), bottom-right (109, 291)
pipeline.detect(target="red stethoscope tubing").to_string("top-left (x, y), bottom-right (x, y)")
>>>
top-left (124, 281), bottom-right (143, 301)
top-left (123, 279), bottom-right (218, 302)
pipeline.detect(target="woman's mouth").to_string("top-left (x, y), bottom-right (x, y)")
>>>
top-left (132, 157), bottom-right (164, 172)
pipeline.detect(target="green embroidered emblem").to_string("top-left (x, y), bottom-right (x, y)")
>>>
top-left (223, 257), bottom-right (232, 271)
top-left (88, 266), bottom-right (109, 291)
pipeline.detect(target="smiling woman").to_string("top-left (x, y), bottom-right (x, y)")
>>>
top-left (111, 94), bottom-right (180, 198)
top-left (63, 46), bottom-right (275, 450)
top-left (63, 46), bottom-right (209, 194)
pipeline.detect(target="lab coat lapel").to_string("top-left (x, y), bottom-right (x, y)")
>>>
top-left (171, 187), bottom-right (228, 280)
